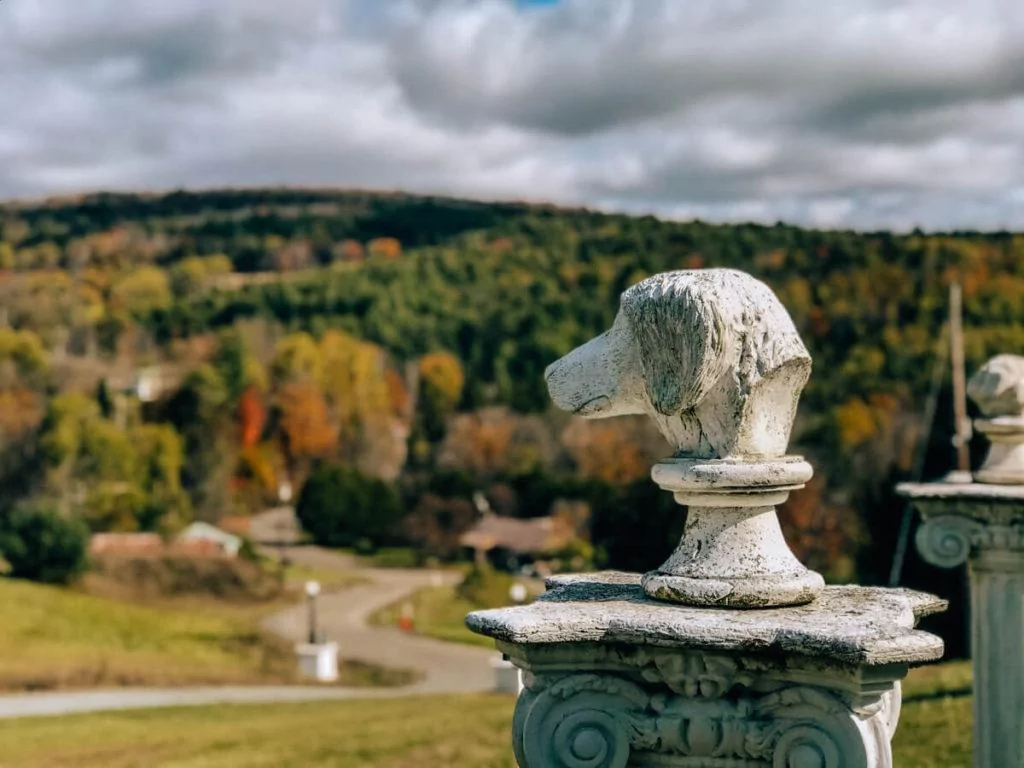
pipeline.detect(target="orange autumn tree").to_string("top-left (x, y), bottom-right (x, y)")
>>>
top-left (437, 407), bottom-right (515, 478)
top-left (238, 385), bottom-right (266, 449)
top-left (276, 380), bottom-right (339, 484)
top-left (561, 418), bottom-right (652, 486)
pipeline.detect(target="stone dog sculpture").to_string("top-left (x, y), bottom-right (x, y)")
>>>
top-left (545, 268), bottom-right (811, 460)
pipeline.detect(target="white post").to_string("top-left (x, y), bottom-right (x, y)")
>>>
top-left (900, 353), bottom-right (1024, 768)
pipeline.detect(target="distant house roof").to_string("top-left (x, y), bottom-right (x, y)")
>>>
top-left (89, 533), bottom-right (164, 556)
top-left (459, 515), bottom-right (575, 555)
top-left (217, 515), bottom-right (252, 537)
top-left (247, 506), bottom-right (302, 545)
top-left (177, 522), bottom-right (242, 555)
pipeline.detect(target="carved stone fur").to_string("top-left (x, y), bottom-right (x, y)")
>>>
top-left (544, 269), bottom-right (811, 459)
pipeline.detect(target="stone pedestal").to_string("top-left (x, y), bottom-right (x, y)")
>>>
top-left (898, 353), bottom-right (1024, 768)
top-left (643, 457), bottom-right (824, 608)
top-left (468, 573), bottom-right (945, 767)
top-left (898, 481), bottom-right (1024, 768)
top-left (480, 268), bottom-right (948, 767)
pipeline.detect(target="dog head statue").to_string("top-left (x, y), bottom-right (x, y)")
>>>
top-left (545, 268), bottom-right (811, 459)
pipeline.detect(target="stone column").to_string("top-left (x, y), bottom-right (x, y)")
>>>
top-left (470, 269), bottom-right (946, 768)
top-left (899, 354), bottom-right (1024, 768)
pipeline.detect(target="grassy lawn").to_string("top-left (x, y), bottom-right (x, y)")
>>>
top-left (0, 577), bottom-right (412, 692)
top-left (0, 674), bottom-right (972, 768)
top-left (370, 584), bottom-right (495, 648)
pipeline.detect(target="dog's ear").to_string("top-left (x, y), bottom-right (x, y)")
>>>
top-left (625, 282), bottom-right (732, 416)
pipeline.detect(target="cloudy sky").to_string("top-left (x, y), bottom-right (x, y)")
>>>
top-left (1, 0), bottom-right (1022, 231)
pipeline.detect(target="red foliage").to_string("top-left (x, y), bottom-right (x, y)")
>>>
top-left (238, 385), bottom-right (267, 448)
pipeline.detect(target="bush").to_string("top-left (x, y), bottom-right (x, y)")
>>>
top-left (457, 564), bottom-right (520, 609)
top-left (0, 504), bottom-right (89, 584)
top-left (296, 464), bottom-right (403, 549)
top-left (90, 554), bottom-right (282, 601)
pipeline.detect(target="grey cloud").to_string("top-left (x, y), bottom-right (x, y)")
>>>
top-left (0, 0), bottom-right (1022, 231)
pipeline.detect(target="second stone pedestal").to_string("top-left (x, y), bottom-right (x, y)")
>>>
top-left (899, 480), bottom-right (1024, 768)
top-left (468, 572), bottom-right (945, 768)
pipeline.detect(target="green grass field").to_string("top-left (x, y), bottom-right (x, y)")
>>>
top-left (0, 675), bottom-right (972, 768)
top-left (0, 576), bottom-right (410, 691)
top-left (370, 583), bottom-right (495, 648)
top-left (369, 569), bottom-right (541, 649)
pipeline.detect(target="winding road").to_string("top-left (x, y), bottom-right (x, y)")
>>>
top-left (0, 547), bottom-right (500, 719)
top-left (260, 546), bottom-right (496, 695)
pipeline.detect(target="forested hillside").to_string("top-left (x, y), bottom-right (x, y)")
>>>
top-left (0, 188), bottom-right (1020, 648)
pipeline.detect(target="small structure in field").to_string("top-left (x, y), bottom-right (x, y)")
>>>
top-left (176, 522), bottom-right (242, 558)
top-left (247, 506), bottom-right (302, 546)
top-left (89, 532), bottom-right (164, 557)
top-left (459, 514), bottom-right (576, 572)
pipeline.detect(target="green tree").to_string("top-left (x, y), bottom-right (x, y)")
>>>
top-left (296, 464), bottom-right (402, 549)
top-left (0, 242), bottom-right (14, 270)
top-left (0, 504), bottom-right (89, 584)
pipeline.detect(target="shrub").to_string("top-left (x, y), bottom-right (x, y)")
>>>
top-left (456, 564), bottom-right (520, 609)
top-left (90, 554), bottom-right (282, 601)
top-left (296, 464), bottom-right (403, 549)
top-left (0, 504), bottom-right (89, 584)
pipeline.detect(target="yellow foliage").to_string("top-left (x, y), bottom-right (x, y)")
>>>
top-left (271, 333), bottom-right (322, 384)
top-left (320, 331), bottom-right (391, 428)
top-left (0, 328), bottom-right (48, 376)
top-left (112, 267), bottom-right (172, 313)
top-left (418, 351), bottom-right (465, 409)
top-left (834, 397), bottom-right (891, 449)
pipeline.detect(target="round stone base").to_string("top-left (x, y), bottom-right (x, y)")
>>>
top-left (641, 568), bottom-right (824, 609)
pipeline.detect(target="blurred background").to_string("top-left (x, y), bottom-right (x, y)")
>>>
top-left (0, 1), bottom-right (1018, 765)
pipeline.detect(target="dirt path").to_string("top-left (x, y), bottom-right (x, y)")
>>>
top-left (259, 547), bottom-right (497, 695)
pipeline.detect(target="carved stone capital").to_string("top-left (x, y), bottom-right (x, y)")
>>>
top-left (914, 515), bottom-right (985, 568)
top-left (469, 574), bottom-right (942, 768)
top-left (898, 483), bottom-right (1024, 567)
top-left (512, 664), bottom-right (901, 768)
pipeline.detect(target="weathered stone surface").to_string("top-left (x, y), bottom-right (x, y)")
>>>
top-left (503, 641), bottom-right (909, 768)
top-left (967, 354), bottom-right (1024, 418)
top-left (476, 266), bottom-right (948, 766)
top-left (898, 481), bottom-right (1024, 567)
top-left (470, 572), bottom-right (943, 768)
top-left (646, 457), bottom-right (825, 607)
top-left (965, 354), bottom-right (1024, 485)
top-left (466, 572), bottom-right (946, 668)
top-left (543, 269), bottom-right (824, 607)
top-left (899, 466), bottom-right (1024, 768)
top-left (544, 269), bottom-right (810, 460)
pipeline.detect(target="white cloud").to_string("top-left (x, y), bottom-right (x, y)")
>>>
top-left (0, 0), bottom-right (1022, 230)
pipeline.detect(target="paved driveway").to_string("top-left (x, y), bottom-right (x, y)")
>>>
top-left (0, 547), bottom-right (502, 719)
top-left (260, 547), bottom-right (497, 695)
